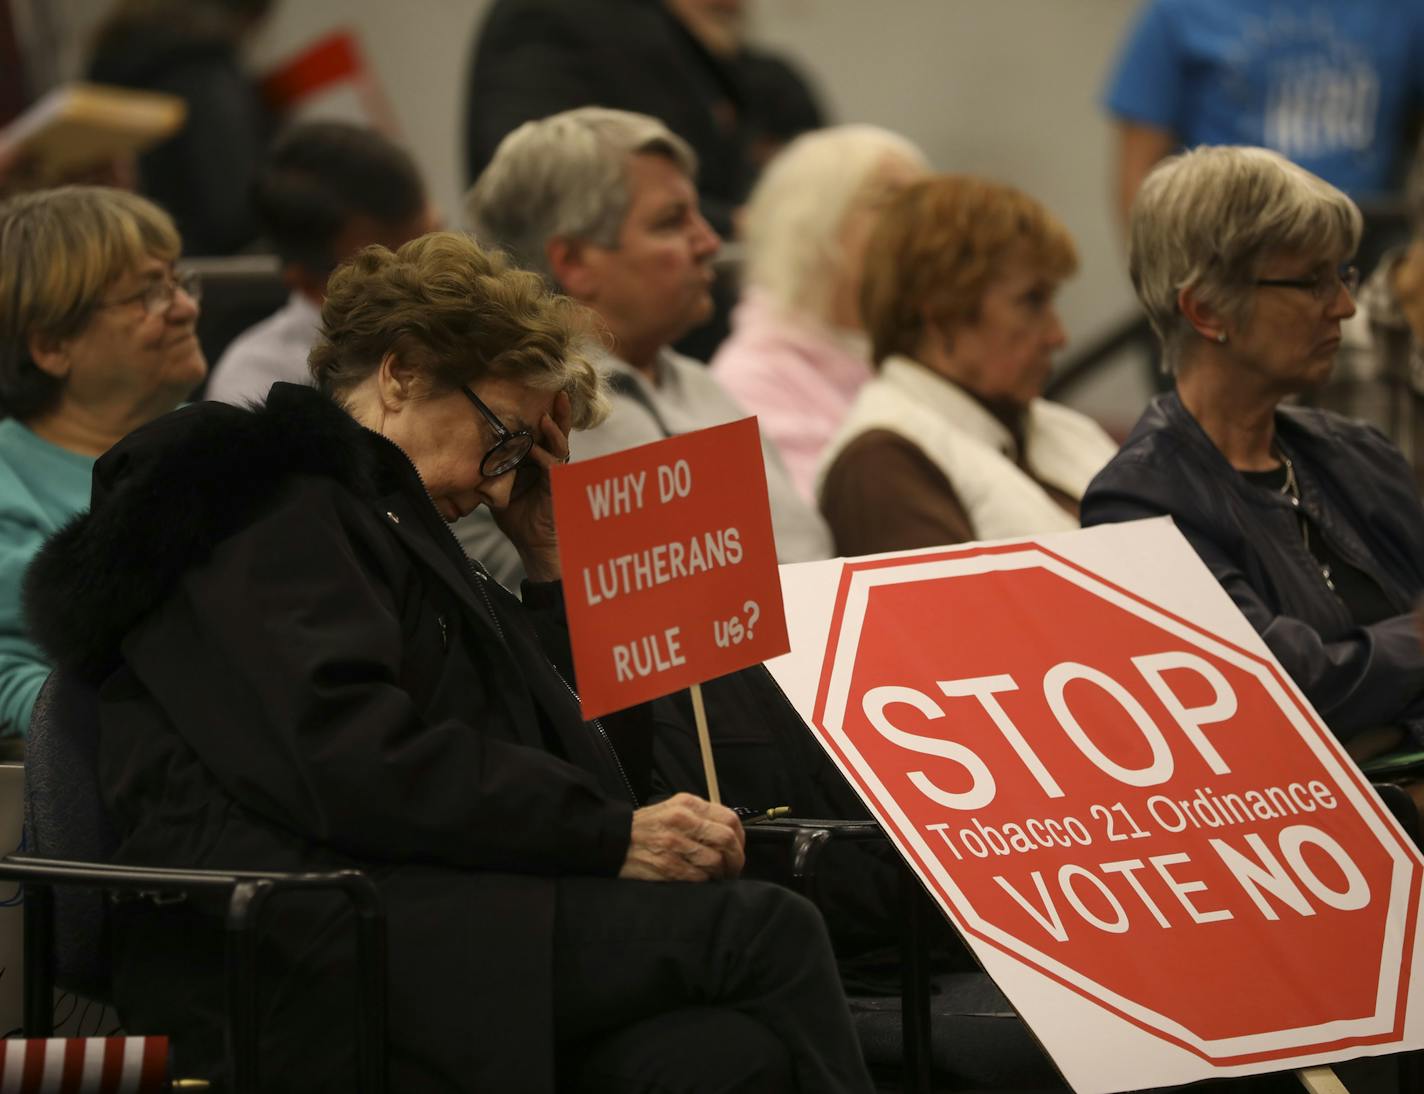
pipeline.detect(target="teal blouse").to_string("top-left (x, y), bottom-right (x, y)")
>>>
top-left (0, 419), bottom-right (94, 736)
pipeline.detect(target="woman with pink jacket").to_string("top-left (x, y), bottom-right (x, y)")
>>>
top-left (711, 125), bottom-right (926, 502)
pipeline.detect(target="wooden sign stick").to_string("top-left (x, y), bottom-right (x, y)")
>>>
top-left (688, 683), bottom-right (721, 805)
top-left (1296, 1066), bottom-right (1348, 1094)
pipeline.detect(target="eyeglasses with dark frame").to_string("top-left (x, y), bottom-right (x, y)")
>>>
top-left (461, 386), bottom-right (535, 477)
top-left (97, 269), bottom-right (204, 317)
top-left (1253, 264), bottom-right (1360, 302)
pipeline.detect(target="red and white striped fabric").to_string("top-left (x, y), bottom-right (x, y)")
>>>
top-left (0, 1037), bottom-right (168, 1093)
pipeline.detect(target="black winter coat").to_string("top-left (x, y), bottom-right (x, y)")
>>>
top-left (1081, 391), bottom-right (1424, 742)
top-left (25, 383), bottom-right (643, 1090)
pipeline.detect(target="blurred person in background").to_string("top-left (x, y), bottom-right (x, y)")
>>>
top-left (1082, 146), bottom-right (1424, 758)
top-left (661, 0), bottom-right (823, 174)
top-left (0, 186), bottom-right (204, 739)
top-left (205, 120), bottom-right (438, 405)
top-left (0, 0), bottom-right (27, 129)
top-left (1324, 149), bottom-right (1424, 486)
top-left (87, 0), bottom-right (276, 255)
top-left (1104, 0), bottom-right (1424, 238)
top-left (818, 175), bottom-right (1116, 557)
top-left (460, 106), bottom-right (831, 586)
top-left (711, 125), bottom-right (927, 502)
top-left (463, 0), bottom-right (823, 236)
top-left (462, 0), bottom-right (826, 360)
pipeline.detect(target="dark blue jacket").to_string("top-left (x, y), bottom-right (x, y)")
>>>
top-left (1081, 390), bottom-right (1424, 741)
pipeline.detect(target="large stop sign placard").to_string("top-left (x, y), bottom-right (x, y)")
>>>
top-left (769, 521), bottom-right (1424, 1092)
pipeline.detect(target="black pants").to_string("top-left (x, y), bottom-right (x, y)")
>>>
top-left (552, 877), bottom-right (874, 1094)
top-left (114, 873), bottom-right (871, 1093)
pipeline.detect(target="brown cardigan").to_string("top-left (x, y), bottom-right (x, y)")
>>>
top-left (819, 428), bottom-right (1079, 557)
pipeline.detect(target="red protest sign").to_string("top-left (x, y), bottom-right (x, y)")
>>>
top-left (552, 417), bottom-right (789, 719)
top-left (769, 523), bottom-right (1424, 1091)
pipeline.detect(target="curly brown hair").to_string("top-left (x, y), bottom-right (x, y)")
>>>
top-left (310, 231), bottom-right (609, 429)
top-left (861, 175), bottom-right (1078, 366)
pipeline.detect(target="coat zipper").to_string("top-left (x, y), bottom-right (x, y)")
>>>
top-left (1283, 460), bottom-right (1407, 617)
top-left (472, 574), bottom-right (639, 807)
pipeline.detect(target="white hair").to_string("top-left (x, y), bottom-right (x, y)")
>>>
top-left (741, 124), bottom-right (927, 324)
top-left (1129, 145), bottom-right (1362, 373)
top-left (464, 107), bottom-right (698, 283)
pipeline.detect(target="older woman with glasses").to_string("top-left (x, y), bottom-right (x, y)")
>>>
top-left (24, 231), bottom-right (873, 1092)
top-left (0, 185), bottom-right (205, 741)
top-left (1083, 146), bottom-right (1424, 757)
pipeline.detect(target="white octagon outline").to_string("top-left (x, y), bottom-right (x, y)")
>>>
top-left (815, 547), bottom-right (1419, 1060)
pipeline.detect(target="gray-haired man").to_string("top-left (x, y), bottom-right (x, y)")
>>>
top-left (455, 106), bottom-right (832, 584)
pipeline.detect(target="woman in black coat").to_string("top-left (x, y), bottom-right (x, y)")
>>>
top-left (24, 232), bottom-right (873, 1093)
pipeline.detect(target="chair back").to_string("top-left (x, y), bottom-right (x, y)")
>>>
top-left (179, 255), bottom-right (286, 397)
top-left (24, 669), bottom-right (114, 997)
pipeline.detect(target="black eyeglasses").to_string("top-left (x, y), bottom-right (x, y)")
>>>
top-left (1254, 264), bottom-right (1360, 301)
top-left (461, 386), bottom-right (534, 477)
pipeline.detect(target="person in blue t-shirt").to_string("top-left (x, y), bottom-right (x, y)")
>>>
top-left (0, 187), bottom-right (205, 738)
top-left (1104, 0), bottom-right (1424, 230)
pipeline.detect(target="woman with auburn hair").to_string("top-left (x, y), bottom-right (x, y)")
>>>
top-left (818, 175), bottom-right (1117, 556)
top-left (0, 185), bottom-right (204, 741)
top-left (24, 231), bottom-right (873, 1092)
top-left (1083, 146), bottom-right (1424, 756)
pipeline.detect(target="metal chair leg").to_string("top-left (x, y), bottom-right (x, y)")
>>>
top-left (223, 872), bottom-right (388, 1094)
top-left (789, 828), bottom-right (833, 895)
top-left (225, 878), bottom-right (274, 1094)
top-left (22, 883), bottom-right (54, 1036)
top-left (343, 873), bottom-right (388, 1094)
top-left (898, 867), bottom-right (932, 1094)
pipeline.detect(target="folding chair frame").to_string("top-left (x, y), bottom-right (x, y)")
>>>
top-left (0, 856), bottom-right (387, 1094)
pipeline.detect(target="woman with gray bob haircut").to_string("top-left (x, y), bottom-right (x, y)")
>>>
top-left (1083, 146), bottom-right (1424, 761)
top-left (1127, 145), bottom-right (1362, 373)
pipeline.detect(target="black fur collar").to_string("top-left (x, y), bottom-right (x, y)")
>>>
top-left (24, 383), bottom-right (396, 682)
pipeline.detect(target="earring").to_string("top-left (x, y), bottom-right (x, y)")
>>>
top-left (1215, 332), bottom-right (1227, 344)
